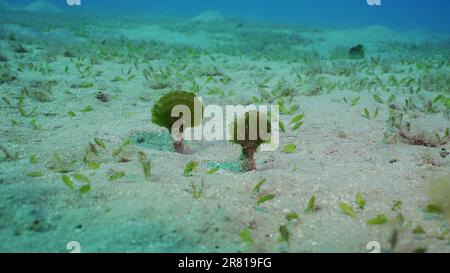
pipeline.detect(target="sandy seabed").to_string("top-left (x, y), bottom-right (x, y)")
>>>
top-left (0, 8), bottom-right (449, 253)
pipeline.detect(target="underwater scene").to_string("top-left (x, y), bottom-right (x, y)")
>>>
top-left (0, 0), bottom-right (449, 253)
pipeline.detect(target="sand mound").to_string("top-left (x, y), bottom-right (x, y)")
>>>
top-left (23, 0), bottom-right (61, 13)
top-left (363, 25), bottom-right (396, 37)
top-left (191, 10), bottom-right (225, 23)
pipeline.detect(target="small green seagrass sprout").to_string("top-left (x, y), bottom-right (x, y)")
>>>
top-left (151, 91), bottom-right (202, 153)
top-left (427, 175), bottom-right (450, 220)
top-left (230, 111), bottom-right (271, 172)
top-left (349, 44), bottom-right (365, 59)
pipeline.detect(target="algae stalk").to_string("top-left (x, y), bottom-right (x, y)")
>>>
top-left (239, 143), bottom-right (257, 172)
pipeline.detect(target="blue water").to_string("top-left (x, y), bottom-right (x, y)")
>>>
top-left (5, 0), bottom-right (450, 32)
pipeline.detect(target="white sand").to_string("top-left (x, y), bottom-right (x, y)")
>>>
top-left (0, 13), bottom-right (449, 253)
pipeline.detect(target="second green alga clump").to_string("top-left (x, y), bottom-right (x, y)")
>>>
top-left (230, 111), bottom-right (272, 172)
